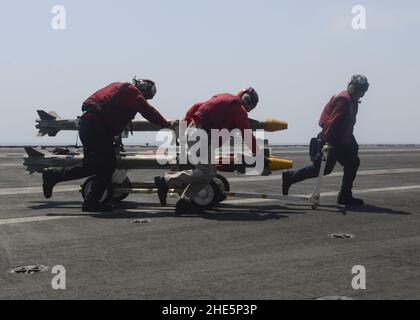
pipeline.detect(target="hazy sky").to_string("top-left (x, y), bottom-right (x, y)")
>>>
top-left (1, 0), bottom-right (419, 145)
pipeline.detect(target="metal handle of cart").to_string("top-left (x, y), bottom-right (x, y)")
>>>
top-left (116, 187), bottom-right (181, 199)
top-left (309, 148), bottom-right (329, 205)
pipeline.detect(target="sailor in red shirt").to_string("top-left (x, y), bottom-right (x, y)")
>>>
top-left (81, 80), bottom-right (170, 135)
top-left (184, 92), bottom-right (258, 154)
top-left (42, 78), bottom-right (171, 212)
top-left (154, 88), bottom-right (260, 213)
top-left (282, 75), bottom-right (370, 206)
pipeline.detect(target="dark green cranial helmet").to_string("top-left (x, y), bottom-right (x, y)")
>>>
top-left (132, 77), bottom-right (157, 100)
top-left (349, 74), bottom-right (369, 92)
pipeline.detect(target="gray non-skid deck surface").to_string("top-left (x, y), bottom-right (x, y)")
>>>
top-left (0, 146), bottom-right (419, 299)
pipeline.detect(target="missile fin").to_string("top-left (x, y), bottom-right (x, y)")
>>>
top-left (24, 147), bottom-right (46, 158)
top-left (48, 111), bottom-right (61, 119)
top-left (37, 110), bottom-right (57, 120)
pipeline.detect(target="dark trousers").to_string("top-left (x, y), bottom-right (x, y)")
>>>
top-left (289, 134), bottom-right (360, 196)
top-left (53, 119), bottom-right (116, 202)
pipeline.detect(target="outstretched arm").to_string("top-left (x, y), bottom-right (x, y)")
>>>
top-left (233, 107), bottom-right (258, 155)
top-left (135, 96), bottom-right (171, 129)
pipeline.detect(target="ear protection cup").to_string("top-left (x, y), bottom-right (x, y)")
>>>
top-left (132, 78), bottom-right (157, 100)
top-left (238, 87), bottom-right (259, 111)
top-left (241, 93), bottom-right (254, 111)
top-left (349, 75), bottom-right (369, 93)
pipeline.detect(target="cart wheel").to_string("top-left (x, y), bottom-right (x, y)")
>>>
top-left (81, 177), bottom-right (132, 203)
top-left (81, 176), bottom-right (113, 203)
top-left (212, 175), bottom-right (230, 203)
top-left (191, 181), bottom-right (221, 210)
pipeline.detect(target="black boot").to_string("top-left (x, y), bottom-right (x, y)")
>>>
top-left (154, 176), bottom-right (169, 206)
top-left (282, 171), bottom-right (293, 195)
top-left (337, 193), bottom-right (364, 206)
top-left (82, 200), bottom-right (113, 213)
top-left (42, 170), bottom-right (61, 199)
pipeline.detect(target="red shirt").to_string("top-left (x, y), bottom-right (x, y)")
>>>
top-left (82, 82), bottom-right (170, 136)
top-left (185, 93), bottom-right (257, 154)
top-left (319, 90), bottom-right (359, 146)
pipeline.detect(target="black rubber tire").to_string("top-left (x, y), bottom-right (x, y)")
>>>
top-left (191, 180), bottom-right (221, 210)
top-left (81, 176), bottom-right (131, 203)
top-left (213, 175), bottom-right (230, 203)
top-left (81, 176), bottom-right (114, 203)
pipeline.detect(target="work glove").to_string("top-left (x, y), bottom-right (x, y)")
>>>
top-left (321, 142), bottom-right (333, 160)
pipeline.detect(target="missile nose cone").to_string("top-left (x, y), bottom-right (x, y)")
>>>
top-left (268, 157), bottom-right (293, 171)
top-left (264, 119), bottom-right (288, 132)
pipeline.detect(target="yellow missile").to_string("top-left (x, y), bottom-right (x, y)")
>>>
top-left (248, 118), bottom-right (288, 132)
top-left (264, 119), bottom-right (288, 132)
top-left (268, 157), bottom-right (293, 171)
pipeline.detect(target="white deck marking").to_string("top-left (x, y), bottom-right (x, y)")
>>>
top-left (0, 163), bottom-right (23, 167)
top-left (0, 154), bottom-right (24, 158)
top-left (270, 153), bottom-right (420, 159)
top-left (223, 185), bottom-right (420, 205)
top-left (0, 185), bottom-right (419, 226)
top-left (1, 167), bottom-right (420, 195)
top-left (0, 215), bottom-right (77, 225)
top-left (0, 185), bottom-right (78, 196)
top-left (0, 208), bottom-right (169, 226)
top-left (223, 198), bottom-right (273, 205)
top-left (270, 148), bottom-right (420, 154)
top-left (228, 168), bottom-right (420, 183)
